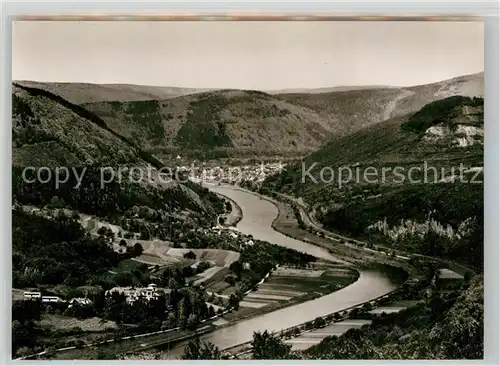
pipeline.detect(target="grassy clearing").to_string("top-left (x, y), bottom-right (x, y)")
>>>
top-left (165, 248), bottom-right (240, 267)
top-left (39, 315), bottom-right (118, 332)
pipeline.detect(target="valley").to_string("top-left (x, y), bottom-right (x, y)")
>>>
top-left (11, 72), bottom-right (484, 361)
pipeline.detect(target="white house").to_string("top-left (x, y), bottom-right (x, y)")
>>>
top-left (24, 292), bottom-right (66, 304)
top-left (68, 297), bottom-right (93, 308)
top-left (41, 296), bottom-right (64, 304)
top-left (106, 283), bottom-right (161, 304)
top-left (24, 291), bottom-right (42, 300)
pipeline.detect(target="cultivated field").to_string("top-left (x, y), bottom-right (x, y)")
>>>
top-left (165, 248), bottom-right (240, 268)
top-left (218, 264), bottom-right (359, 324)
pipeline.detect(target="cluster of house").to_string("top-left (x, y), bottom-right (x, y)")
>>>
top-left (23, 291), bottom-right (92, 307)
top-left (183, 162), bottom-right (287, 185)
top-left (24, 284), bottom-right (164, 306)
top-left (105, 283), bottom-right (164, 304)
top-left (211, 225), bottom-right (240, 239)
top-left (209, 225), bottom-right (255, 250)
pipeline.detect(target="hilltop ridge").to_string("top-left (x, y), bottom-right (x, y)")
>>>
top-left (15, 72), bottom-right (483, 161)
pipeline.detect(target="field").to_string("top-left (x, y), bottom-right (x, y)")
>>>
top-left (165, 248), bottom-right (240, 268)
top-left (39, 315), bottom-right (118, 332)
top-left (224, 264), bottom-right (359, 322)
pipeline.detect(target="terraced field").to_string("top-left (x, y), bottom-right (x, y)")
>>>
top-left (283, 299), bottom-right (422, 351)
top-left (237, 265), bottom-right (359, 311)
top-left (284, 319), bottom-right (373, 351)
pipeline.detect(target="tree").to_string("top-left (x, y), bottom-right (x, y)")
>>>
top-left (132, 243), bottom-right (144, 257)
top-left (183, 251), bottom-right (197, 260)
top-left (182, 338), bottom-right (222, 360)
top-left (187, 313), bottom-right (199, 330)
top-left (196, 261), bottom-right (211, 274)
top-left (48, 196), bottom-right (66, 209)
top-left (96, 347), bottom-right (117, 360)
top-left (207, 305), bottom-right (215, 318)
top-left (313, 316), bottom-right (326, 329)
top-left (97, 226), bottom-right (107, 236)
top-left (225, 275), bottom-right (237, 286)
top-left (177, 300), bottom-right (187, 328)
top-left (251, 330), bottom-right (292, 359)
top-left (106, 228), bottom-right (115, 239)
top-left (164, 313), bottom-right (177, 329)
top-left (228, 293), bottom-right (240, 311)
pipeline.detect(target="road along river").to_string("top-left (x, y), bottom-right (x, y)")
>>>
top-left (164, 184), bottom-right (401, 357)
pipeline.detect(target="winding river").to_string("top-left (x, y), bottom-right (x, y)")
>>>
top-left (168, 184), bottom-right (400, 356)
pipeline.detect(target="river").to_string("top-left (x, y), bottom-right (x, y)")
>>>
top-left (166, 184), bottom-right (400, 356)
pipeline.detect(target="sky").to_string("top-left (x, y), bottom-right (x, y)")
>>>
top-left (12, 21), bottom-right (484, 90)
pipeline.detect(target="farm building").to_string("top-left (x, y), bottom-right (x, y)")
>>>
top-left (68, 297), bottom-right (93, 307)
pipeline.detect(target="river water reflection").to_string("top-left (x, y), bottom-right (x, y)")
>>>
top-left (167, 185), bottom-right (400, 356)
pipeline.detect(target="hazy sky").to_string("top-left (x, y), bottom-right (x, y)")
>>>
top-left (12, 21), bottom-right (484, 90)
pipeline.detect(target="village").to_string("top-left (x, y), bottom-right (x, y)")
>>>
top-left (177, 161), bottom-right (287, 185)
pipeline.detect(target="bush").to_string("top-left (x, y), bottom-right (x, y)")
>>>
top-left (132, 243), bottom-right (144, 256)
top-left (183, 251), bottom-right (197, 260)
top-left (196, 261), bottom-right (211, 274)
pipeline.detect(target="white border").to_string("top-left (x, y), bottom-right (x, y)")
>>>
top-left (1, 1), bottom-right (498, 365)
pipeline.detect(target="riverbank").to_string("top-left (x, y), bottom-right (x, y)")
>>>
top-left (273, 190), bottom-right (476, 277)
top-left (215, 192), bottom-right (242, 227)
top-left (183, 184), bottom-right (472, 359)
top-left (227, 185), bottom-right (417, 275)
top-left (152, 185), bottom-right (403, 355)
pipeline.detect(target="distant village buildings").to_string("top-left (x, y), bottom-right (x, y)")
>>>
top-left (23, 285), bottom-right (168, 306)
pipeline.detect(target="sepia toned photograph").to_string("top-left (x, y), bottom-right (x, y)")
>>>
top-left (11, 19), bottom-right (483, 360)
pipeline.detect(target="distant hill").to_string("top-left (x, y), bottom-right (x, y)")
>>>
top-left (11, 82), bottom-right (224, 216)
top-left (13, 80), bottom-right (213, 104)
top-left (12, 83), bottom-right (144, 167)
top-left (275, 72), bottom-right (484, 140)
top-left (82, 89), bottom-right (334, 159)
top-left (11, 82), bottom-right (179, 169)
top-left (17, 72), bottom-right (484, 160)
top-left (267, 85), bottom-right (397, 94)
top-left (81, 72), bottom-right (483, 159)
top-left (261, 96), bottom-right (484, 269)
top-left (263, 95), bottom-right (484, 198)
